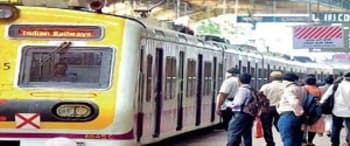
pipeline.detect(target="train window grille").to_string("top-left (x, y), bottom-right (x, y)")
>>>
top-left (258, 69), bottom-right (262, 78)
top-left (165, 57), bottom-right (177, 100)
top-left (247, 62), bottom-right (251, 73)
top-left (18, 46), bottom-right (113, 89)
top-left (204, 62), bottom-right (212, 96)
top-left (186, 59), bottom-right (196, 97)
top-left (238, 60), bottom-right (242, 72)
top-left (243, 66), bottom-right (247, 73)
top-left (146, 55), bottom-right (153, 102)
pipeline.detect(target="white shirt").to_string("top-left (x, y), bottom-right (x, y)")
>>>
top-left (277, 81), bottom-right (306, 117)
top-left (219, 76), bottom-right (239, 110)
top-left (321, 80), bottom-right (350, 117)
top-left (259, 80), bottom-right (284, 106)
top-left (219, 76), bottom-right (239, 98)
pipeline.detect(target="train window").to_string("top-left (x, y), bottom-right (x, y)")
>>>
top-left (238, 60), bottom-right (242, 71)
top-left (18, 46), bottom-right (113, 89)
top-left (146, 55), bottom-right (153, 102)
top-left (258, 68), bottom-right (262, 78)
top-left (204, 62), bottom-right (212, 96)
top-left (165, 57), bottom-right (177, 100)
top-left (243, 66), bottom-right (247, 73)
top-left (247, 62), bottom-right (251, 73)
top-left (186, 59), bottom-right (196, 97)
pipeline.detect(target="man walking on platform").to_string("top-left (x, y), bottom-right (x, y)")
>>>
top-left (259, 71), bottom-right (284, 146)
top-left (321, 72), bottom-right (350, 146)
top-left (277, 72), bottom-right (306, 146)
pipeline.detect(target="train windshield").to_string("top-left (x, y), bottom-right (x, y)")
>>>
top-left (18, 46), bottom-right (113, 89)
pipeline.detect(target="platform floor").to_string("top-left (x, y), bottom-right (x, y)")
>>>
top-left (165, 127), bottom-right (348, 146)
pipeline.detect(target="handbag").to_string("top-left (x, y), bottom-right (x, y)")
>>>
top-left (321, 84), bottom-right (339, 114)
top-left (254, 117), bottom-right (264, 138)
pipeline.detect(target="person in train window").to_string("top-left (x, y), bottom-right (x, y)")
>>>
top-left (302, 74), bottom-right (325, 146)
top-left (224, 73), bottom-right (255, 146)
top-left (259, 71), bottom-right (284, 146)
top-left (321, 72), bottom-right (350, 146)
top-left (43, 137), bottom-right (77, 146)
top-left (277, 72), bottom-right (306, 146)
top-left (319, 75), bottom-right (334, 137)
top-left (51, 62), bottom-right (76, 82)
top-left (216, 68), bottom-right (240, 131)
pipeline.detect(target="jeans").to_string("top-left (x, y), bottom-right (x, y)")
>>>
top-left (331, 115), bottom-right (350, 146)
top-left (278, 112), bottom-right (303, 146)
top-left (227, 112), bottom-right (254, 146)
top-left (260, 106), bottom-right (279, 146)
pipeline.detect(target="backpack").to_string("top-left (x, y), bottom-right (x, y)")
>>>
top-left (321, 84), bottom-right (339, 114)
top-left (302, 92), bottom-right (322, 125)
top-left (242, 88), bottom-right (270, 117)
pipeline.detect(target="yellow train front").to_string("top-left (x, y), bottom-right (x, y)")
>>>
top-left (0, 4), bottom-right (143, 146)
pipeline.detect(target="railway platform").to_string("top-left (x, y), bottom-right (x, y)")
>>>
top-left (154, 126), bottom-right (349, 146)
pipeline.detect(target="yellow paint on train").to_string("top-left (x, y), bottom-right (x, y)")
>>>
top-left (0, 6), bottom-right (125, 130)
top-left (0, 0), bottom-right (19, 3)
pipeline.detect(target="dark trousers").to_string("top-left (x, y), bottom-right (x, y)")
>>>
top-left (278, 112), bottom-right (303, 146)
top-left (303, 131), bottom-right (316, 144)
top-left (260, 106), bottom-right (279, 146)
top-left (331, 115), bottom-right (350, 146)
top-left (222, 108), bottom-right (234, 130)
top-left (227, 112), bottom-right (254, 146)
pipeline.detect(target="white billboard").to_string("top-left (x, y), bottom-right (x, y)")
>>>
top-left (293, 25), bottom-right (344, 49)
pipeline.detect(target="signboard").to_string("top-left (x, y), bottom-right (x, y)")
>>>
top-left (8, 24), bottom-right (103, 40)
top-left (312, 12), bottom-right (350, 23)
top-left (237, 15), bottom-right (309, 23)
top-left (293, 25), bottom-right (344, 49)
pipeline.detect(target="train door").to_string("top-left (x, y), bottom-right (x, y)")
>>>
top-left (176, 51), bottom-right (185, 130)
top-left (211, 57), bottom-right (217, 122)
top-left (136, 44), bottom-right (145, 142)
top-left (153, 48), bottom-right (163, 137)
top-left (195, 54), bottom-right (203, 126)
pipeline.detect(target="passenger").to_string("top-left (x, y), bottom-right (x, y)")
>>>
top-left (259, 71), bottom-right (284, 146)
top-left (277, 72), bottom-right (306, 146)
top-left (302, 74), bottom-right (325, 146)
top-left (320, 75), bottom-right (334, 93)
top-left (43, 137), bottom-right (77, 146)
top-left (216, 68), bottom-right (240, 130)
top-left (51, 62), bottom-right (76, 82)
top-left (319, 75), bottom-right (334, 137)
top-left (321, 72), bottom-right (350, 146)
top-left (225, 73), bottom-right (254, 146)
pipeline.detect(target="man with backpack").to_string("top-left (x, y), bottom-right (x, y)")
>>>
top-left (277, 72), bottom-right (306, 146)
top-left (259, 71), bottom-right (284, 146)
top-left (224, 73), bottom-right (255, 146)
top-left (321, 73), bottom-right (350, 146)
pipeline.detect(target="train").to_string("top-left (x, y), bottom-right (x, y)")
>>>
top-left (0, 2), bottom-right (347, 146)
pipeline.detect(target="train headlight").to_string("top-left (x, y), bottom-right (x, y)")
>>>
top-left (0, 5), bottom-right (19, 21)
top-left (56, 104), bottom-right (92, 118)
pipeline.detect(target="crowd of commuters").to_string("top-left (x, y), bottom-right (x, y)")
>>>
top-left (216, 68), bottom-right (350, 146)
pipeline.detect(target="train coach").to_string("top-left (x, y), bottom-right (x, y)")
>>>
top-left (0, 3), bottom-right (345, 146)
